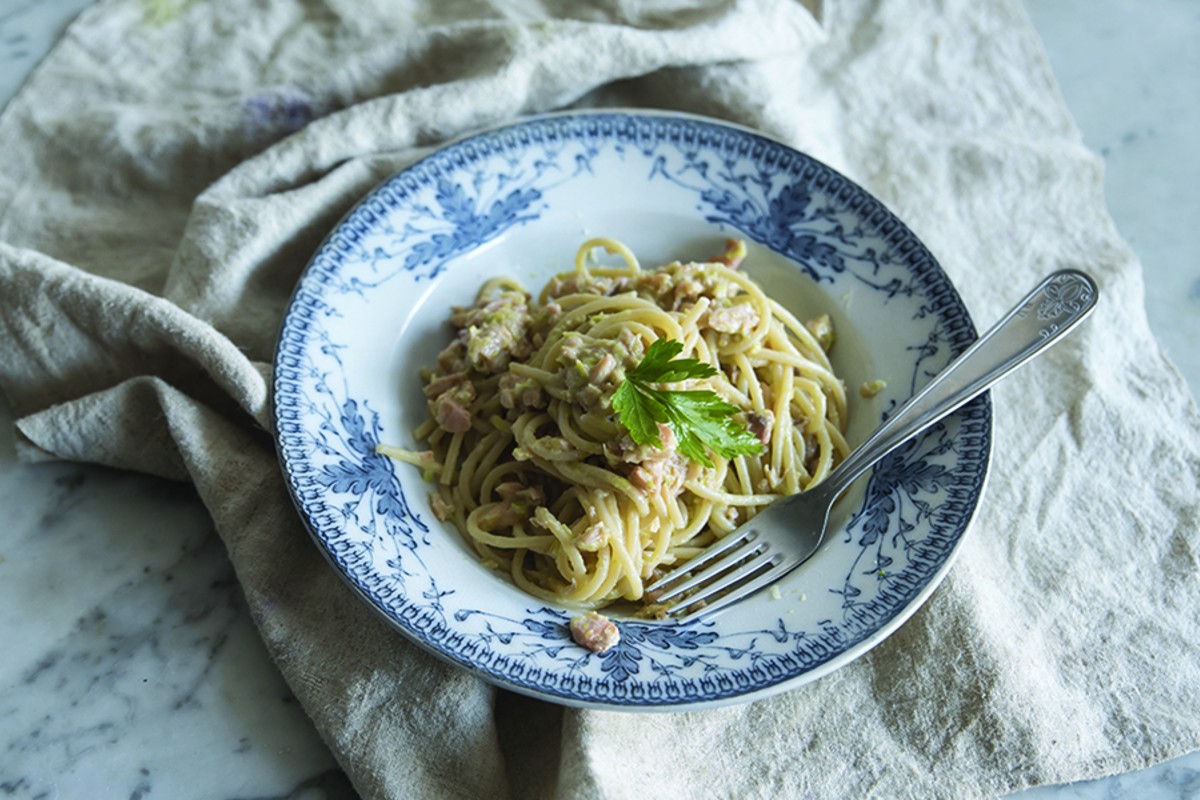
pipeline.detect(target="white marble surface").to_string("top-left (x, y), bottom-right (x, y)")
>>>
top-left (0, 1), bottom-right (1196, 798)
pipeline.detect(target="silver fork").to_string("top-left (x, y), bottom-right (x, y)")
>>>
top-left (643, 269), bottom-right (1099, 623)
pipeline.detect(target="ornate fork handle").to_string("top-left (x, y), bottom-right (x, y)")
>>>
top-left (817, 270), bottom-right (1099, 502)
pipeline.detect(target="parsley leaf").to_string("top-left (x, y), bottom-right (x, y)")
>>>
top-left (611, 379), bottom-right (663, 447)
top-left (628, 339), bottom-right (717, 384)
top-left (613, 339), bottom-right (764, 467)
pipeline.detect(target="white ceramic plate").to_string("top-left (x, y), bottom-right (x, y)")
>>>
top-left (273, 110), bottom-right (992, 710)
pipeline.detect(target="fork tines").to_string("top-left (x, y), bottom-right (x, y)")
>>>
top-left (644, 527), bottom-right (784, 622)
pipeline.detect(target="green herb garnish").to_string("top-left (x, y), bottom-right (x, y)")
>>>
top-left (611, 339), bottom-right (764, 467)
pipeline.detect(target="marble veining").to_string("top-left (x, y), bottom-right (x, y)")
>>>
top-left (0, 0), bottom-right (1196, 797)
top-left (0, 404), bottom-right (346, 799)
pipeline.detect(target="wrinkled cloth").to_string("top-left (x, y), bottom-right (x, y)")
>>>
top-left (1, 1), bottom-right (1198, 798)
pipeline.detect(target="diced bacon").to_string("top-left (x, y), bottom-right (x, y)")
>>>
top-left (672, 277), bottom-right (705, 308)
top-left (618, 328), bottom-right (641, 357)
top-left (636, 270), bottom-right (672, 297)
top-left (433, 390), bottom-right (473, 433)
top-left (498, 371), bottom-right (545, 410)
top-left (706, 302), bottom-right (759, 334)
top-left (746, 410), bottom-right (774, 446)
top-left (558, 333), bottom-right (585, 364)
top-left (629, 465), bottom-right (654, 492)
top-left (423, 371), bottom-right (468, 397)
top-left (468, 324), bottom-right (518, 373)
top-left (628, 450), bottom-right (688, 495)
top-left (588, 352), bottom-right (617, 383)
top-left (569, 612), bottom-right (620, 653)
top-left (446, 291), bottom-right (536, 374)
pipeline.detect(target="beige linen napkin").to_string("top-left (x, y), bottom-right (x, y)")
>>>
top-left (2, 0), bottom-right (1198, 798)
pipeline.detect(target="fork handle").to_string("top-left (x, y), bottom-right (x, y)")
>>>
top-left (819, 270), bottom-right (1099, 498)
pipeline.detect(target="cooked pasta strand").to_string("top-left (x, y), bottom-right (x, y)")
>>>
top-left (381, 238), bottom-right (849, 612)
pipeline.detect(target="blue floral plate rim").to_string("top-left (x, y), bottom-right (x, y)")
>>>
top-left (271, 109), bottom-right (993, 709)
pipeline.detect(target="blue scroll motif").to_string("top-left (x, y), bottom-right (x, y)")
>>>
top-left (401, 178), bottom-right (543, 278)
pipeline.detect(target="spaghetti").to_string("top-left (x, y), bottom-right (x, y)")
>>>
top-left (380, 238), bottom-right (849, 618)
